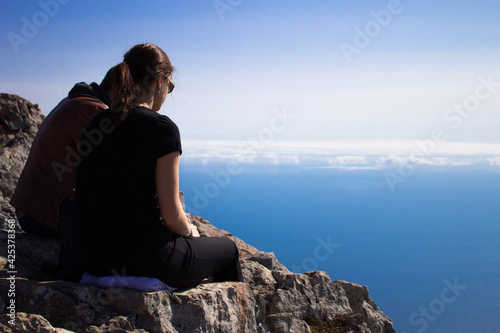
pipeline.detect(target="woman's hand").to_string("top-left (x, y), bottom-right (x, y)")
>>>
top-left (186, 213), bottom-right (200, 237)
top-left (190, 224), bottom-right (200, 237)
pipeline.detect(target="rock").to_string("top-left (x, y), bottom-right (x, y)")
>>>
top-left (0, 94), bottom-right (395, 332)
top-left (264, 313), bottom-right (312, 333)
top-left (0, 278), bottom-right (257, 333)
top-left (0, 93), bottom-right (45, 231)
top-left (336, 281), bottom-right (396, 333)
top-left (0, 313), bottom-right (73, 333)
top-left (0, 231), bottom-right (60, 281)
top-left (245, 251), bottom-right (289, 272)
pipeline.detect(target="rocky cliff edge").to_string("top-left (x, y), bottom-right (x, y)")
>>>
top-left (0, 93), bottom-right (395, 333)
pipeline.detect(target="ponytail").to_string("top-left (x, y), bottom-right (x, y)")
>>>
top-left (114, 62), bottom-right (138, 123)
top-left (100, 62), bottom-right (137, 123)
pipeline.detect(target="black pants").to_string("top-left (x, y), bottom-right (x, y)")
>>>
top-left (157, 236), bottom-right (243, 288)
top-left (17, 213), bottom-right (58, 238)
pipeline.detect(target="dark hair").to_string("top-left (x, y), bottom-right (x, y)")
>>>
top-left (105, 43), bottom-right (174, 123)
top-left (100, 64), bottom-right (120, 94)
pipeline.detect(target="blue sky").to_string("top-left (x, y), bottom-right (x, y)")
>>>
top-left (1, 0), bottom-right (499, 150)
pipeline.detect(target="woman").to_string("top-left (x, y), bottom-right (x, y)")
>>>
top-left (75, 43), bottom-right (242, 288)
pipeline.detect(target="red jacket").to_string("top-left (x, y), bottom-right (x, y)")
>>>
top-left (11, 83), bottom-right (109, 231)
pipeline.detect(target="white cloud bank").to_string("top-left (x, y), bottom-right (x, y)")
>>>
top-left (180, 140), bottom-right (500, 169)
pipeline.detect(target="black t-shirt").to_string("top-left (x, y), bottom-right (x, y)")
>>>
top-left (75, 106), bottom-right (182, 276)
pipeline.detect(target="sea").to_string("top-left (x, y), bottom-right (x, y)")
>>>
top-left (179, 161), bottom-right (500, 333)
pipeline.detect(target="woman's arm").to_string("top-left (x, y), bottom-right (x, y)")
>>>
top-left (156, 151), bottom-right (197, 237)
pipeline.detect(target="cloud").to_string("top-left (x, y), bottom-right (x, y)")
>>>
top-left (180, 140), bottom-right (500, 169)
top-left (487, 157), bottom-right (500, 166)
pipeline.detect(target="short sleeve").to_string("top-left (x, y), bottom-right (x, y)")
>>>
top-left (154, 114), bottom-right (182, 159)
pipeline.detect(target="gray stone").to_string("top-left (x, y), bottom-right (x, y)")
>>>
top-left (0, 93), bottom-right (44, 231)
top-left (0, 278), bottom-right (257, 333)
top-left (0, 313), bottom-right (73, 333)
top-left (246, 251), bottom-right (289, 272)
top-left (337, 281), bottom-right (396, 333)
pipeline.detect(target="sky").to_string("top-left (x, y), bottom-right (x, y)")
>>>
top-left (1, 0), bottom-right (499, 162)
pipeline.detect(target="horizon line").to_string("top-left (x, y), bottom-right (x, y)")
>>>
top-left (180, 139), bottom-right (500, 168)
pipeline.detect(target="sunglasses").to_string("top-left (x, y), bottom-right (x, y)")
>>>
top-left (164, 75), bottom-right (175, 94)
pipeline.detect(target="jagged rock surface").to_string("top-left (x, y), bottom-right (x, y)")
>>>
top-left (0, 93), bottom-right (44, 231)
top-left (0, 94), bottom-right (395, 333)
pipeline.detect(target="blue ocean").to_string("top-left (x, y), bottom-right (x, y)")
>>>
top-left (179, 162), bottom-right (500, 333)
